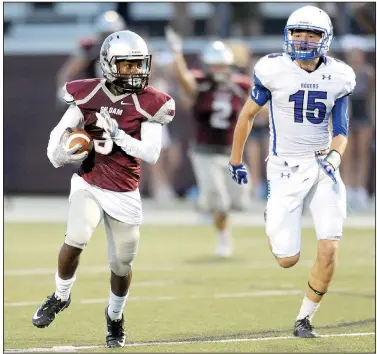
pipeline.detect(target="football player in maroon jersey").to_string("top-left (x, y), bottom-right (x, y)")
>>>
top-left (166, 27), bottom-right (252, 258)
top-left (32, 30), bottom-right (175, 348)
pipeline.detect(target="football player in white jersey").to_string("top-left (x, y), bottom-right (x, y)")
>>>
top-left (228, 6), bottom-right (356, 337)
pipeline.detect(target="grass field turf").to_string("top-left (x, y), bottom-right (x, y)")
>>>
top-left (4, 223), bottom-right (375, 352)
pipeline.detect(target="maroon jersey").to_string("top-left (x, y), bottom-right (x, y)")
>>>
top-left (192, 70), bottom-right (252, 148)
top-left (65, 78), bottom-right (173, 192)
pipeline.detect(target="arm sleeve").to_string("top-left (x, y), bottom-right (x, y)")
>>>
top-left (331, 95), bottom-right (350, 137)
top-left (113, 121), bottom-right (163, 165)
top-left (47, 104), bottom-right (84, 168)
top-left (250, 73), bottom-right (272, 107)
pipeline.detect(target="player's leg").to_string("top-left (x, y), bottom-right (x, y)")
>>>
top-left (32, 189), bottom-right (103, 328)
top-left (265, 156), bottom-right (307, 268)
top-left (210, 154), bottom-right (234, 257)
top-left (189, 151), bottom-right (232, 257)
top-left (265, 196), bottom-right (303, 268)
top-left (103, 213), bottom-right (140, 347)
top-left (293, 170), bottom-right (346, 338)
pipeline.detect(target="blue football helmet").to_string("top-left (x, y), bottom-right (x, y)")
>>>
top-left (283, 6), bottom-right (333, 61)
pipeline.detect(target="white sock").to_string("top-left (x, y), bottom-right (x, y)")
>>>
top-left (108, 290), bottom-right (129, 321)
top-left (296, 295), bottom-right (321, 322)
top-left (217, 229), bottom-right (231, 245)
top-left (55, 272), bottom-right (76, 301)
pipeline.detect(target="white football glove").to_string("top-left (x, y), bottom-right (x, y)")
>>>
top-left (51, 129), bottom-right (88, 167)
top-left (316, 149), bottom-right (341, 184)
top-left (165, 26), bottom-right (183, 54)
top-left (95, 108), bottom-right (119, 137)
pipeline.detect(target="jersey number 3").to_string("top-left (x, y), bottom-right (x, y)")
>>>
top-left (289, 90), bottom-right (327, 124)
top-left (93, 116), bottom-right (114, 154)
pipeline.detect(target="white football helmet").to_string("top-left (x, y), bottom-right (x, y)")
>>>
top-left (283, 6), bottom-right (333, 61)
top-left (100, 30), bottom-right (152, 93)
top-left (201, 41), bottom-right (234, 82)
top-left (95, 11), bottom-right (126, 36)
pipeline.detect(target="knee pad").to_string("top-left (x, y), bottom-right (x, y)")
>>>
top-left (109, 259), bottom-right (133, 278)
top-left (65, 190), bottom-right (103, 249)
top-left (106, 218), bottom-right (140, 277)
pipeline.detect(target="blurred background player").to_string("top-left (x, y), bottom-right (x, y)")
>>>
top-left (56, 10), bottom-right (126, 107)
top-left (166, 27), bottom-right (253, 258)
top-left (341, 38), bottom-right (375, 210)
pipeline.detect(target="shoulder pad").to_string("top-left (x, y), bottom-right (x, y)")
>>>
top-left (328, 57), bottom-right (356, 97)
top-left (254, 53), bottom-right (288, 90)
top-left (64, 79), bottom-right (102, 105)
top-left (152, 97), bottom-right (175, 125)
top-left (339, 61), bottom-right (356, 96)
top-left (136, 87), bottom-right (176, 125)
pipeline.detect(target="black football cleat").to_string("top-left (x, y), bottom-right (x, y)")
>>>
top-left (32, 293), bottom-right (71, 328)
top-left (105, 306), bottom-right (126, 348)
top-left (293, 316), bottom-right (319, 338)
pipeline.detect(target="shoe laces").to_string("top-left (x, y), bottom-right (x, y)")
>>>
top-left (109, 318), bottom-right (124, 337)
top-left (297, 316), bottom-right (314, 331)
top-left (42, 294), bottom-right (64, 313)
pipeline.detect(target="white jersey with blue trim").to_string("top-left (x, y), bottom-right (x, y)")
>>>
top-left (252, 52), bottom-right (355, 166)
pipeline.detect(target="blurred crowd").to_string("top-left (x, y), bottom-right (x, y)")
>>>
top-left (56, 6), bottom-right (376, 212)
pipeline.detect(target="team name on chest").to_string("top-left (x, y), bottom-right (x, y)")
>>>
top-left (100, 106), bottom-right (123, 116)
top-left (300, 83), bottom-right (319, 89)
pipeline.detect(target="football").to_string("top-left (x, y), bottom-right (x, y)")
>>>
top-left (65, 128), bottom-right (93, 154)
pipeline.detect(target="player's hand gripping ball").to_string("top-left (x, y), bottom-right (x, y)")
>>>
top-left (65, 128), bottom-right (93, 154)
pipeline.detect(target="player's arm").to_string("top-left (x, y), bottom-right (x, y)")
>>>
top-left (47, 103), bottom-right (87, 168)
top-left (317, 94), bottom-right (351, 183)
top-left (230, 85), bottom-right (271, 165)
top-left (114, 121), bottom-right (163, 164)
top-left (317, 62), bottom-right (356, 183)
top-left (228, 76), bottom-right (271, 185)
top-left (165, 27), bottom-right (197, 99)
top-left (96, 99), bottom-right (175, 165)
top-left (324, 94), bottom-right (350, 166)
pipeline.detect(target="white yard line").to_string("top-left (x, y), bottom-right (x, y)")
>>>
top-left (5, 290), bottom-right (304, 307)
top-left (4, 332), bottom-right (375, 352)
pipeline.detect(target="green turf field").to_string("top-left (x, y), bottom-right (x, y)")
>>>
top-left (4, 223), bottom-right (376, 352)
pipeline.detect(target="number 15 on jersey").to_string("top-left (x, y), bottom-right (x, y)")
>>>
top-left (289, 90), bottom-right (328, 124)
